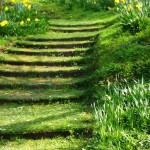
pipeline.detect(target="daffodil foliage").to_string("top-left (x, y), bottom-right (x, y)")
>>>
top-left (114, 0), bottom-right (150, 33)
top-left (0, 0), bottom-right (48, 36)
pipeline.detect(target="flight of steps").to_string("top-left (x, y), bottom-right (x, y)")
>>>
top-left (0, 22), bottom-right (99, 149)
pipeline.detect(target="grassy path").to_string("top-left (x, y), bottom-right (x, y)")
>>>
top-left (0, 21), bottom-right (99, 149)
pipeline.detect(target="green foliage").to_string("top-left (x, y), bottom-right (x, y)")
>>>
top-left (0, 0), bottom-right (48, 36)
top-left (86, 79), bottom-right (150, 149)
top-left (43, 0), bottom-right (115, 11)
top-left (114, 0), bottom-right (150, 33)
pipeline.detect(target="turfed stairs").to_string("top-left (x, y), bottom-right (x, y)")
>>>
top-left (0, 21), bottom-right (99, 149)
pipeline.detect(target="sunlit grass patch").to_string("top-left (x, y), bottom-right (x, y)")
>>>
top-left (0, 102), bottom-right (93, 134)
top-left (0, 137), bottom-right (87, 150)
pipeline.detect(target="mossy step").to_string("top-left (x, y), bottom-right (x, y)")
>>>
top-left (0, 137), bottom-right (87, 149)
top-left (25, 32), bottom-right (99, 41)
top-left (0, 54), bottom-right (86, 66)
top-left (0, 103), bottom-right (93, 136)
top-left (15, 40), bottom-right (93, 49)
top-left (4, 47), bottom-right (89, 56)
top-left (51, 27), bottom-right (99, 33)
top-left (25, 34), bottom-right (98, 42)
top-left (0, 64), bottom-right (87, 77)
top-left (0, 76), bottom-right (84, 89)
top-left (0, 89), bottom-right (85, 103)
top-left (49, 21), bottom-right (100, 27)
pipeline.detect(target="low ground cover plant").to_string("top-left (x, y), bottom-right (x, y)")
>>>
top-left (0, 0), bottom-right (48, 36)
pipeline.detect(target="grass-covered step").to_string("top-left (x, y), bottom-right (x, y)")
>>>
top-left (0, 64), bottom-right (87, 77)
top-left (15, 40), bottom-right (94, 49)
top-left (49, 20), bottom-right (100, 27)
top-left (25, 33), bottom-right (99, 42)
top-left (4, 47), bottom-right (89, 56)
top-left (0, 89), bottom-right (85, 103)
top-left (0, 103), bottom-right (93, 137)
top-left (0, 54), bottom-right (86, 66)
top-left (0, 137), bottom-right (87, 149)
top-left (25, 32), bottom-right (99, 41)
top-left (0, 76), bottom-right (85, 89)
top-left (50, 26), bottom-right (100, 33)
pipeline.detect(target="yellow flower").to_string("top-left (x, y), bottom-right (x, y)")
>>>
top-left (35, 18), bottom-right (39, 22)
top-left (22, 0), bottom-right (29, 4)
top-left (136, 3), bottom-right (142, 9)
top-left (27, 4), bottom-right (31, 10)
top-left (27, 18), bottom-right (31, 22)
top-left (23, 0), bottom-right (29, 3)
top-left (0, 20), bottom-right (8, 27)
top-left (115, 0), bottom-right (119, 4)
top-left (20, 21), bottom-right (24, 26)
top-left (11, 0), bottom-right (15, 3)
top-left (5, 7), bottom-right (9, 11)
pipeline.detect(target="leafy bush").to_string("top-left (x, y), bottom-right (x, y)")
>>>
top-left (114, 0), bottom-right (150, 33)
top-left (0, 0), bottom-right (48, 36)
top-left (86, 79), bottom-right (149, 149)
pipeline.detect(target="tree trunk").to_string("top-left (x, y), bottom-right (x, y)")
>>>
top-left (0, 0), bottom-right (3, 13)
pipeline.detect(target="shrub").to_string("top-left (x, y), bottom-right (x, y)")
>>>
top-left (0, 0), bottom-right (48, 36)
top-left (114, 0), bottom-right (150, 33)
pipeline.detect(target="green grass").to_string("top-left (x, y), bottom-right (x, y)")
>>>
top-left (15, 40), bottom-right (93, 45)
top-left (0, 76), bottom-right (85, 87)
top-left (0, 64), bottom-right (86, 72)
top-left (0, 54), bottom-right (84, 63)
top-left (0, 103), bottom-right (93, 134)
top-left (0, 88), bottom-right (85, 102)
top-left (0, 137), bottom-right (87, 150)
top-left (5, 47), bottom-right (89, 54)
top-left (25, 31), bottom-right (99, 41)
top-left (91, 10), bottom-right (150, 81)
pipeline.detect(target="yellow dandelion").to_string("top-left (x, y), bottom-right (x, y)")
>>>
top-left (5, 7), bottom-right (9, 11)
top-left (27, 18), bottom-right (31, 22)
top-left (0, 20), bottom-right (8, 27)
top-left (136, 3), bottom-right (142, 9)
top-left (22, 0), bottom-right (29, 4)
top-left (20, 21), bottom-right (24, 26)
top-left (115, 0), bottom-right (119, 4)
top-left (27, 4), bottom-right (31, 10)
top-left (35, 18), bottom-right (39, 22)
top-left (11, 0), bottom-right (15, 3)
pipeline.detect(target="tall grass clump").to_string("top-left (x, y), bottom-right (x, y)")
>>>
top-left (86, 79), bottom-right (150, 149)
top-left (0, 0), bottom-right (48, 36)
top-left (114, 0), bottom-right (150, 33)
